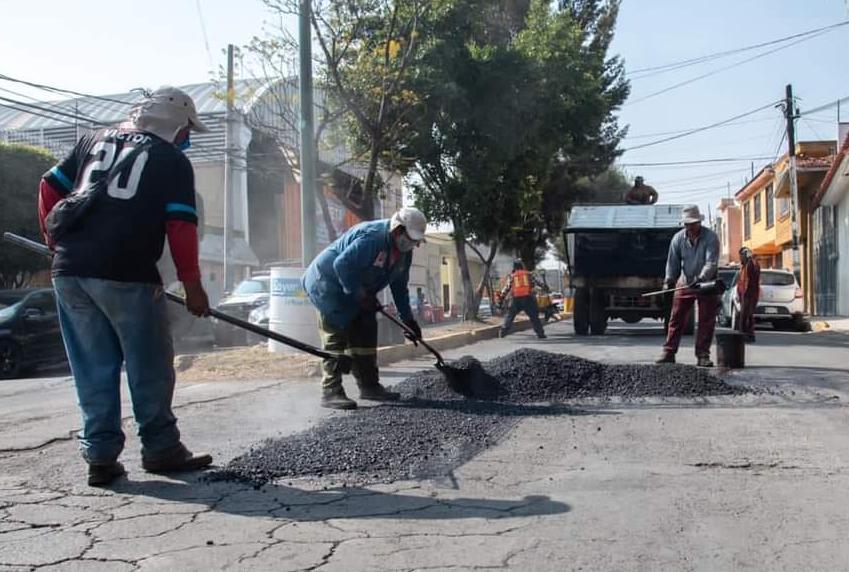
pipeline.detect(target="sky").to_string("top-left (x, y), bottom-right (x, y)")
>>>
top-left (1, 0), bottom-right (848, 222)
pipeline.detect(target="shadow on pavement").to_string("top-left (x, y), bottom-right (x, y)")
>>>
top-left (113, 475), bottom-right (571, 521)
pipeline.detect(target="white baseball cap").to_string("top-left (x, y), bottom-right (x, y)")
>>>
top-left (390, 207), bottom-right (428, 241)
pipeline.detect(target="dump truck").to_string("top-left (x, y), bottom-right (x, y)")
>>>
top-left (563, 204), bottom-right (691, 335)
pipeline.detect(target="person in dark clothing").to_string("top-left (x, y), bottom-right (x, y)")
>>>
top-left (736, 247), bottom-right (761, 342)
top-left (38, 87), bottom-right (213, 486)
top-left (625, 176), bottom-right (659, 205)
top-left (499, 260), bottom-right (546, 339)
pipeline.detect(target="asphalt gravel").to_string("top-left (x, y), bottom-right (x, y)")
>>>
top-left (212, 349), bottom-right (747, 486)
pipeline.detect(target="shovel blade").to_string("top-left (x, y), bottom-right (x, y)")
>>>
top-left (436, 358), bottom-right (501, 398)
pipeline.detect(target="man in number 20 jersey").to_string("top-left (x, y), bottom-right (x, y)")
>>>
top-left (38, 86), bottom-right (213, 486)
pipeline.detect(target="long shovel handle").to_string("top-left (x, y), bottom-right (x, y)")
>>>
top-left (1, 232), bottom-right (350, 366)
top-left (641, 285), bottom-right (689, 298)
top-left (378, 307), bottom-right (445, 366)
top-left (163, 292), bottom-right (342, 362)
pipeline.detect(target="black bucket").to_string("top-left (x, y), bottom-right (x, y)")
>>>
top-left (715, 331), bottom-right (745, 368)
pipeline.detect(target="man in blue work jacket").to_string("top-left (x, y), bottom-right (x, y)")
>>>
top-left (303, 207), bottom-right (427, 410)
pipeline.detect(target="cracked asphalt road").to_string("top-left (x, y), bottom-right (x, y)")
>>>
top-left (2, 320), bottom-right (849, 571)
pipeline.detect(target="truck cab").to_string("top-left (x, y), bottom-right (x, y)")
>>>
top-left (563, 204), bottom-right (688, 335)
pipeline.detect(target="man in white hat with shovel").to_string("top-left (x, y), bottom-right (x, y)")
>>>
top-left (38, 86), bottom-right (214, 486)
top-left (656, 205), bottom-right (720, 367)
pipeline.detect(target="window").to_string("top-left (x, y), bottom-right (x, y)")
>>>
top-left (765, 185), bottom-right (775, 229)
top-left (761, 270), bottom-right (795, 286)
top-left (743, 201), bottom-right (751, 240)
top-left (754, 192), bottom-right (762, 223)
top-left (779, 196), bottom-right (790, 218)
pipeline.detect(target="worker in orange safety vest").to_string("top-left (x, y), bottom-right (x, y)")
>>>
top-left (499, 260), bottom-right (546, 339)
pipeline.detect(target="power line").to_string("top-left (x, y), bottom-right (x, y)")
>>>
top-left (195, 0), bottom-right (216, 70)
top-left (800, 94), bottom-right (849, 117)
top-left (619, 156), bottom-right (773, 167)
top-left (0, 73), bottom-right (132, 106)
top-left (628, 31), bottom-right (835, 106)
top-left (623, 101), bottom-right (780, 151)
top-left (625, 116), bottom-right (775, 140)
top-left (0, 95), bottom-right (109, 126)
top-left (628, 20), bottom-right (849, 78)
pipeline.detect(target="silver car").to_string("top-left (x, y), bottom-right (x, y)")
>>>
top-left (718, 268), bottom-right (808, 331)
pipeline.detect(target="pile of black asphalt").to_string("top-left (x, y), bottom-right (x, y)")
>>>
top-left (211, 349), bottom-right (747, 486)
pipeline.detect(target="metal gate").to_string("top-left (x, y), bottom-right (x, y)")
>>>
top-left (812, 206), bottom-right (838, 316)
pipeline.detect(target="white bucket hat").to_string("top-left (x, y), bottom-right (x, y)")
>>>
top-left (681, 205), bottom-right (704, 224)
top-left (129, 86), bottom-right (209, 142)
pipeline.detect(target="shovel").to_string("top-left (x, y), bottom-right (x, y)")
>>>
top-left (163, 292), bottom-right (353, 374)
top-left (642, 279), bottom-right (725, 298)
top-left (377, 306), bottom-right (484, 397)
top-left (2, 232), bottom-right (352, 374)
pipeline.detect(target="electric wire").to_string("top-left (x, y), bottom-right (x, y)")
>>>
top-left (628, 20), bottom-right (849, 78)
top-left (623, 101), bottom-right (781, 151)
top-left (627, 30), bottom-right (835, 105)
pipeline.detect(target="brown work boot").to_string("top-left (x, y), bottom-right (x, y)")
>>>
top-left (655, 351), bottom-right (675, 364)
top-left (88, 461), bottom-right (126, 487)
top-left (697, 356), bottom-right (714, 368)
top-left (142, 444), bottom-right (213, 474)
top-left (321, 386), bottom-right (358, 410)
top-left (358, 382), bottom-right (400, 402)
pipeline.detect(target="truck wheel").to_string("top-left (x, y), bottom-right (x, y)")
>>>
top-left (573, 288), bottom-right (589, 336)
top-left (589, 288), bottom-right (607, 335)
top-left (622, 315), bottom-right (642, 324)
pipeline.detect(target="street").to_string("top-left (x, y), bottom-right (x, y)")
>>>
top-left (1, 321), bottom-right (849, 571)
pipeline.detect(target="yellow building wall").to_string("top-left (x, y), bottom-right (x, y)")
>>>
top-left (741, 190), bottom-right (779, 254)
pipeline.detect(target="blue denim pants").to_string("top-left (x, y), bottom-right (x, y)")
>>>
top-left (53, 276), bottom-right (181, 464)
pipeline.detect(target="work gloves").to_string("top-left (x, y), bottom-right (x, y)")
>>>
top-left (403, 318), bottom-right (422, 345)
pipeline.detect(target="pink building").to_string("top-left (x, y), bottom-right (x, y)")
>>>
top-left (715, 198), bottom-right (741, 266)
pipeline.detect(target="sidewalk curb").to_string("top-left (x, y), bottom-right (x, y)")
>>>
top-left (376, 314), bottom-right (569, 366)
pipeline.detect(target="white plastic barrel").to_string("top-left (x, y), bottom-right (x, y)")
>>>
top-left (268, 266), bottom-right (321, 353)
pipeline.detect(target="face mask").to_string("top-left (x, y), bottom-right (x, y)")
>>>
top-left (178, 135), bottom-right (191, 151)
top-left (396, 233), bottom-right (417, 252)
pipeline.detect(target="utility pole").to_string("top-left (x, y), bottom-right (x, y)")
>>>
top-left (298, 0), bottom-right (318, 266)
top-left (223, 44), bottom-right (234, 291)
top-left (783, 83), bottom-right (802, 283)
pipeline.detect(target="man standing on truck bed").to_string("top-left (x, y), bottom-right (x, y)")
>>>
top-left (656, 206), bottom-right (720, 367)
top-left (625, 176), bottom-right (659, 205)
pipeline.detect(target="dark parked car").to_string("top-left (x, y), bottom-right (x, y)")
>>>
top-left (213, 274), bottom-right (271, 346)
top-left (0, 288), bottom-right (67, 379)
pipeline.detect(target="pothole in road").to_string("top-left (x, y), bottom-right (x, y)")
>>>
top-left (210, 349), bottom-right (749, 486)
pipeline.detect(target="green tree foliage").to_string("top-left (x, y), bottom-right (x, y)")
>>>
top-left (504, 0), bottom-right (629, 268)
top-left (406, 0), bottom-right (628, 317)
top-left (0, 143), bottom-right (54, 288)
top-left (255, 0), bottom-right (441, 220)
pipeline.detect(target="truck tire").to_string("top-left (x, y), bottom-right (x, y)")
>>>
top-left (589, 288), bottom-right (608, 335)
top-left (573, 288), bottom-right (590, 336)
top-left (622, 315), bottom-right (642, 324)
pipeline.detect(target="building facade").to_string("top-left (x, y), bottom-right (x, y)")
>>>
top-left (811, 127), bottom-right (849, 315)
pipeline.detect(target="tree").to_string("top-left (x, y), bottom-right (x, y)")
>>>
top-left (0, 143), bottom-right (54, 288)
top-left (406, 0), bottom-right (628, 316)
top-left (255, 0), bottom-right (438, 221)
top-left (503, 0), bottom-right (630, 269)
top-left (404, 0), bottom-right (541, 320)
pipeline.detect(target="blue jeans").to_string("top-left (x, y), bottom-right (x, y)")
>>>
top-left (53, 276), bottom-right (181, 464)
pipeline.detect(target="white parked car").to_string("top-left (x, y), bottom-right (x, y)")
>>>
top-left (721, 268), bottom-right (808, 332)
